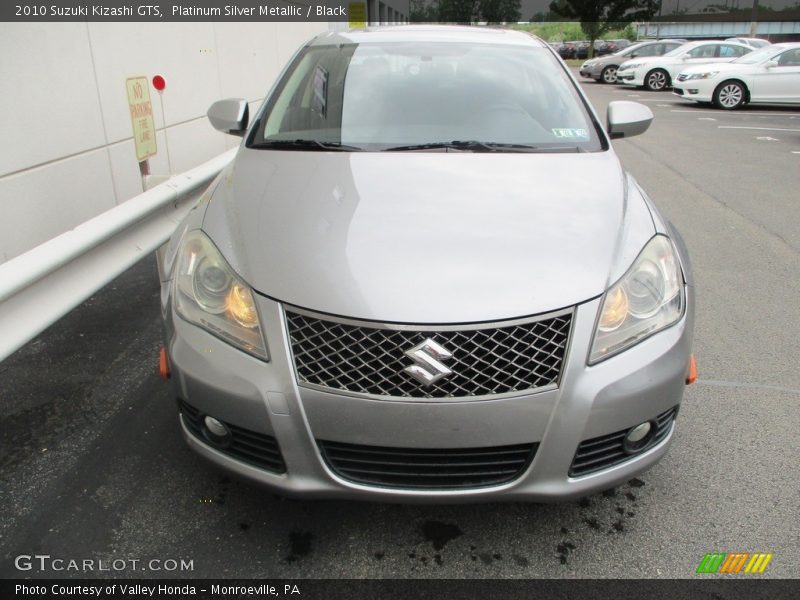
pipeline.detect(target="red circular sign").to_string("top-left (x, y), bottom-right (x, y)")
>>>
top-left (152, 75), bottom-right (166, 92)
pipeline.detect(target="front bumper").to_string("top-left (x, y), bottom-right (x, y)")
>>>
top-left (164, 291), bottom-right (694, 502)
top-left (618, 71), bottom-right (645, 86)
top-left (673, 81), bottom-right (715, 102)
top-left (579, 63), bottom-right (601, 79)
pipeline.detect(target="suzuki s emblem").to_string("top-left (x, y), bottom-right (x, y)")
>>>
top-left (403, 339), bottom-right (453, 386)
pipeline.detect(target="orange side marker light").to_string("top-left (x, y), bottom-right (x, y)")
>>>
top-left (686, 354), bottom-right (697, 385)
top-left (159, 347), bottom-right (171, 380)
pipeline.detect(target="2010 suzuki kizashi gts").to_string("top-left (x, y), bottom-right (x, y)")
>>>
top-left (160, 26), bottom-right (695, 502)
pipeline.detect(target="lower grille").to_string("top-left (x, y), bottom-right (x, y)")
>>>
top-left (569, 406), bottom-right (678, 478)
top-left (179, 400), bottom-right (286, 474)
top-left (318, 440), bottom-right (538, 490)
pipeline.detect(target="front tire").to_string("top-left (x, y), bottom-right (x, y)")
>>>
top-left (601, 65), bottom-right (618, 84)
top-left (644, 69), bottom-right (670, 91)
top-left (714, 80), bottom-right (746, 110)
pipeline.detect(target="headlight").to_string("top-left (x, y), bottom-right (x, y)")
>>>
top-left (589, 235), bottom-right (684, 364)
top-left (619, 63), bottom-right (641, 71)
top-left (683, 71), bottom-right (719, 80)
top-left (173, 230), bottom-right (269, 360)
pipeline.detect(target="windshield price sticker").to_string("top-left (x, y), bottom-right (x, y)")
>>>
top-left (552, 128), bottom-right (589, 140)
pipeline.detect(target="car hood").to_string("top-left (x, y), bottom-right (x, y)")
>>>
top-left (201, 148), bottom-right (655, 323)
top-left (678, 62), bottom-right (749, 76)
top-left (622, 56), bottom-right (679, 67)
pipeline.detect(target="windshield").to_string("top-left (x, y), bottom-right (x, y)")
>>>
top-left (251, 42), bottom-right (604, 152)
top-left (732, 46), bottom-right (779, 64)
top-left (617, 42), bottom-right (643, 57)
top-left (663, 43), bottom-right (694, 58)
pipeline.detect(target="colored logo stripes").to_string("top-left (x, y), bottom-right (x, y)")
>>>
top-left (696, 552), bottom-right (773, 574)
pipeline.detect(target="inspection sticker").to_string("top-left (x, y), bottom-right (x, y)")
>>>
top-left (552, 128), bottom-right (589, 140)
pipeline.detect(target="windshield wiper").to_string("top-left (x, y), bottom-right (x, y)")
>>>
top-left (383, 141), bottom-right (585, 153)
top-left (249, 139), bottom-right (363, 151)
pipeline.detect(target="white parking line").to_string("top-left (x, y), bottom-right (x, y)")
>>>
top-left (632, 98), bottom-right (686, 103)
top-left (672, 110), bottom-right (800, 117)
top-left (718, 126), bottom-right (800, 132)
top-left (698, 117), bottom-right (717, 121)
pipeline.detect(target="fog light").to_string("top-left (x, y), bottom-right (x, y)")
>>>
top-left (688, 89), bottom-right (699, 95)
top-left (203, 416), bottom-right (231, 444)
top-left (623, 421), bottom-right (654, 454)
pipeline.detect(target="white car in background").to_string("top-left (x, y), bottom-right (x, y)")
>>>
top-left (673, 43), bottom-right (800, 109)
top-left (725, 37), bottom-right (771, 49)
top-left (617, 41), bottom-right (753, 91)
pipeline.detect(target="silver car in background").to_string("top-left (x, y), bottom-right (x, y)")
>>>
top-left (159, 26), bottom-right (695, 502)
top-left (580, 39), bottom-right (684, 84)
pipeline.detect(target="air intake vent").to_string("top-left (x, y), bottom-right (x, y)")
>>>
top-left (180, 400), bottom-right (286, 474)
top-left (569, 406), bottom-right (678, 478)
top-left (318, 440), bottom-right (538, 489)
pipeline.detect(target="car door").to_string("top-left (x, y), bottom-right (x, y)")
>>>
top-left (751, 48), bottom-right (800, 103)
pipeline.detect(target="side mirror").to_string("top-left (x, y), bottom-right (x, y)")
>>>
top-left (681, 55), bottom-right (689, 60)
top-left (765, 60), bottom-right (779, 68)
top-left (607, 101), bottom-right (653, 140)
top-left (207, 98), bottom-right (249, 136)
top-left (630, 52), bottom-right (638, 58)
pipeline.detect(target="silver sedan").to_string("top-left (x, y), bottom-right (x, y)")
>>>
top-left (159, 26), bottom-right (695, 502)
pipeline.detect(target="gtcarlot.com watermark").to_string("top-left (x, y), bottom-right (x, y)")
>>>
top-left (14, 554), bottom-right (193, 573)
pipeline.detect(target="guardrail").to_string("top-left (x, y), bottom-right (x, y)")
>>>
top-left (0, 148), bottom-right (237, 363)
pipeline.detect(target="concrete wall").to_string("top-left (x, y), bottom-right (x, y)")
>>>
top-left (0, 22), bottom-right (328, 264)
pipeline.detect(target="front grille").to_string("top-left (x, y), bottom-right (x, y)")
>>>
top-left (569, 406), bottom-right (678, 478)
top-left (318, 440), bottom-right (538, 489)
top-left (286, 309), bottom-right (572, 399)
top-left (179, 400), bottom-right (286, 474)
top-left (673, 88), bottom-right (685, 95)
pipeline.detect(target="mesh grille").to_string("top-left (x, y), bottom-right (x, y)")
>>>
top-left (319, 440), bottom-right (538, 489)
top-left (286, 310), bottom-right (571, 398)
top-left (569, 406), bottom-right (678, 477)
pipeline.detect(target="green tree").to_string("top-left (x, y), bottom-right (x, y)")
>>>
top-left (410, 0), bottom-right (522, 24)
top-left (548, 0), bottom-right (658, 57)
top-left (409, 0), bottom-right (439, 22)
top-left (478, 0), bottom-right (522, 23)
top-left (438, 0), bottom-right (479, 23)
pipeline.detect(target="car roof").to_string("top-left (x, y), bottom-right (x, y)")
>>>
top-left (309, 25), bottom-right (548, 48)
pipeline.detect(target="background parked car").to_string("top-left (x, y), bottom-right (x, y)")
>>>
top-left (580, 39), bottom-right (684, 84)
top-left (557, 41), bottom-right (580, 59)
top-left (726, 37), bottom-right (771, 49)
top-left (617, 40), bottom-right (753, 91)
top-left (605, 39), bottom-right (632, 54)
top-left (674, 42), bottom-right (800, 109)
top-left (576, 40), bottom-right (612, 59)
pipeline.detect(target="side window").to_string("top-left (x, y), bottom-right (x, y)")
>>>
top-left (719, 45), bottom-right (747, 58)
top-left (777, 48), bottom-right (800, 67)
top-left (664, 44), bottom-right (681, 54)
top-left (636, 45), bottom-right (656, 57)
top-left (688, 45), bottom-right (716, 59)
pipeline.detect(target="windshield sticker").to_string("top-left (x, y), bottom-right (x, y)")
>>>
top-left (312, 64), bottom-right (328, 118)
top-left (552, 128), bottom-right (589, 140)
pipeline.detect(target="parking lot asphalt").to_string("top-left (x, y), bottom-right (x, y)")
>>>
top-left (1, 72), bottom-right (799, 580)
